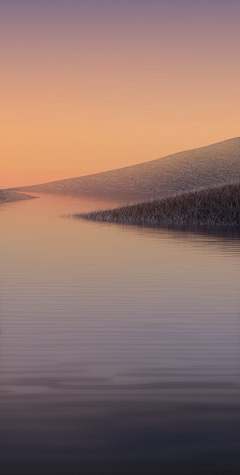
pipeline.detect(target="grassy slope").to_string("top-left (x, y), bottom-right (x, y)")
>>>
top-left (10, 137), bottom-right (240, 196)
top-left (79, 181), bottom-right (240, 227)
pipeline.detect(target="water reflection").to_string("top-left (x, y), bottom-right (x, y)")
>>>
top-left (1, 193), bottom-right (240, 474)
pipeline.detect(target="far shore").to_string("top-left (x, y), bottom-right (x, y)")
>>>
top-left (8, 138), bottom-right (240, 197)
top-left (0, 190), bottom-right (37, 204)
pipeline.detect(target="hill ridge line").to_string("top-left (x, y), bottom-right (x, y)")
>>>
top-left (8, 137), bottom-right (240, 196)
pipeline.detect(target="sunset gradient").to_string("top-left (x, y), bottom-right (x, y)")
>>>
top-left (1, 0), bottom-right (240, 188)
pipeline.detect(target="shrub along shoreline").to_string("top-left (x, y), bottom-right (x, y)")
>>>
top-left (78, 181), bottom-right (240, 227)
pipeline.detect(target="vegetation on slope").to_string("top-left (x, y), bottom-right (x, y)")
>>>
top-left (11, 137), bottom-right (240, 196)
top-left (79, 181), bottom-right (240, 227)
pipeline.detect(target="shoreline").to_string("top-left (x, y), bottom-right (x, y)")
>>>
top-left (78, 181), bottom-right (240, 228)
top-left (0, 190), bottom-right (37, 204)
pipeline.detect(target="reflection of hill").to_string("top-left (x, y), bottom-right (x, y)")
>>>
top-left (142, 224), bottom-right (240, 252)
top-left (10, 137), bottom-right (240, 196)
top-left (75, 213), bottom-right (240, 255)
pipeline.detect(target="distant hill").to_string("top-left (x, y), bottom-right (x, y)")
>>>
top-left (0, 190), bottom-right (36, 204)
top-left (79, 181), bottom-right (240, 227)
top-left (10, 137), bottom-right (240, 197)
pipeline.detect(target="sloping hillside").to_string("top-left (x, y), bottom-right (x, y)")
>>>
top-left (79, 181), bottom-right (240, 227)
top-left (0, 190), bottom-right (36, 204)
top-left (11, 137), bottom-right (240, 197)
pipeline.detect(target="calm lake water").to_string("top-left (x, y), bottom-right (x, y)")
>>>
top-left (1, 193), bottom-right (240, 474)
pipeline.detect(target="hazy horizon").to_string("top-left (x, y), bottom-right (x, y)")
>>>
top-left (1, 0), bottom-right (240, 188)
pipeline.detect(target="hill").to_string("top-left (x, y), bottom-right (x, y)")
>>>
top-left (0, 190), bottom-right (36, 204)
top-left (10, 137), bottom-right (240, 197)
top-left (78, 181), bottom-right (240, 227)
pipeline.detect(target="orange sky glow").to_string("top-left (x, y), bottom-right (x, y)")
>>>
top-left (1, 0), bottom-right (240, 188)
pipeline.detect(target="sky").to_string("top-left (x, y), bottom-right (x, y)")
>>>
top-left (1, 0), bottom-right (240, 188)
